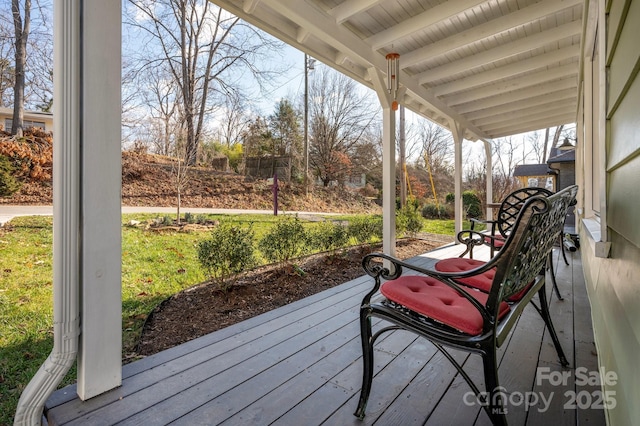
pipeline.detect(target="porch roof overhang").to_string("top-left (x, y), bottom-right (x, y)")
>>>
top-left (210, 0), bottom-right (583, 141)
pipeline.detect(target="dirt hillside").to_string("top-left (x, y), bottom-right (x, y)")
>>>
top-left (1, 142), bottom-right (380, 214)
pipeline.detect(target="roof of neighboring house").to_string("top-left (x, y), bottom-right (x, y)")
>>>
top-left (0, 106), bottom-right (53, 120)
top-left (513, 164), bottom-right (552, 177)
top-left (547, 148), bottom-right (576, 163)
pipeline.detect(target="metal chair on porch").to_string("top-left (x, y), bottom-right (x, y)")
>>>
top-left (354, 185), bottom-right (577, 425)
top-left (462, 187), bottom-right (554, 258)
top-left (447, 186), bottom-right (565, 300)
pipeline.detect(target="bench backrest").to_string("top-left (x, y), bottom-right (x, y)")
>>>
top-left (488, 185), bottom-right (577, 307)
top-left (496, 187), bottom-right (553, 238)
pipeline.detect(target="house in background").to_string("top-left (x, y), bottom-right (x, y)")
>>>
top-left (514, 143), bottom-right (577, 227)
top-left (0, 107), bottom-right (53, 133)
top-left (548, 145), bottom-right (577, 193)
top-left (513, 163), bottom-right (555, 190)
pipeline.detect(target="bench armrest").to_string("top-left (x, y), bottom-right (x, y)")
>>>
top-left (361, 252), bottom-right (496, 322)
top-left (470, 217), bottom-right (498, 233)
top-left (455, 229), bottom-right (503, 257)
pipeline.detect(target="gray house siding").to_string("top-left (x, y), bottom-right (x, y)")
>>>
top-left (580, 1), bottom-right (640, 424)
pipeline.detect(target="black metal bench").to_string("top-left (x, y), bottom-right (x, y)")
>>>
top-left (451, 186), bottom-right (568, 301)
top-left (354, 185), bottom-right (578, 425)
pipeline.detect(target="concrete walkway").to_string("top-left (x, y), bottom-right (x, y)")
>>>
top-left (0, 205), bottom-right (341, 226)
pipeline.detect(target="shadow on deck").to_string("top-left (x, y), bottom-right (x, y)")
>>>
top-left (45, 242), bottom-right (605, 425)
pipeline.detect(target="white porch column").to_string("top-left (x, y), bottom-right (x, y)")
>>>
top-left (13, 1), bottom-right (121, 422)
top-left (484, 140), bottom-right (493, 219)
top-left (382, 104), bottom-right (397, 256)
top-left (77, 1), bottom-right (122, 400)
top-left (368, 67), bottom-right (397, 256)
top-left (450, 121), bottom-right (465, 238)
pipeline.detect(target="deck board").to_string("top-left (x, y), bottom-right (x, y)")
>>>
top-left (45, 242), bottom-right (606, 425)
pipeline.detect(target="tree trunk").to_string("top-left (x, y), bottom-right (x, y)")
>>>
top-left (542, 127), bottom-right (550, 163)
top-left (11, 0), bottom-right (31, 137)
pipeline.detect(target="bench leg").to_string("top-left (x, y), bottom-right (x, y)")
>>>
top-left (354, 308), bottom-right (375, 419)
top-left (547, 251), bottom-right (563, 300)
top-left (538, 286), bottom-right (570, 367)
top-left (481, 346), bottom-right (508, 426)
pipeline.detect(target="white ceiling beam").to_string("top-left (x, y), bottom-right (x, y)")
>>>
top-left (335, 51), bottom-right (348, 65)
top-left (454, 78), bottom-right (577, 113)
top-left (443, 63), bottom-right (578, 106)
top-left (211, 0), bottom-right (581, 140)
top-left (433, 45), bottom-right (580, 96)
top-left (465, 89), bottom-right (576, 120)
top-left (473, 101), bottom-right (577, 127)
top-left (297, 27), bottom-right (310, 43)
top-left (328, 0), bottom-right (383, 24)
top-left (484, 113), bottom-right (576, 137)
top-left (242, 0), bottom-right (260, 14)
top-left (401, 0), bottom-right (582, 68)
top-left (365, 0), bottom-right (487, 50)
top-left (417, 20), bottom-right (582, 84)
top-left (256, 0), bottom-right (489, 140)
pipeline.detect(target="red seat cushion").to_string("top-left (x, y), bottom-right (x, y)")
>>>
top-left (493, 236), bottom-right (505, 247)
top-left (435, 258), bottom-right (493, 292)
top-left (485, 234), bottom-right (505, 248)
top-left (434, 257), bottom-right (531, 301)
top-left (380, 275), bottom-right (510, 336)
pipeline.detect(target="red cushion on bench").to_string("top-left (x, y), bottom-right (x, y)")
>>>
top-left (487, 235), bottom-right (506, 248)
top-left (435, 258), bottom-right (493, 292)
top-left (380, 275), bottom-right (510, 336)
top-left (434, 257), bottom-right (531, 301)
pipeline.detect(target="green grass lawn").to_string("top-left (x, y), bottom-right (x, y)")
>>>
top-left (0, 213), bottom-right (464, 424)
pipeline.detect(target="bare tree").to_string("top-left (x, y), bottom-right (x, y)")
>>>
top-left (126, 0), bottom-right (284, 165)
top-left (219, 90), bottom-right (250, 148)
top-left (0, 0), bottom-right (53, 116)
top-left (308, 67), bottom-right (379, 186)
top-left (539, 124), bottom-right (564, 162)
top-left (144, 65), bottom-right (180, 156)
top-left (416, 120), bottom-right (454, 202)
top-left (172, 144), bottom-right (189, 224)
top-left (522, 130), bottom-right (543, 163)
top-left (10, 0), bottom-right (30, 136)
top-left (22, 1), bottom-right (53, 112)
top-left (0, 23), bottom-right (16, 108)
top-left (491, 136), bottom-right (521, 202)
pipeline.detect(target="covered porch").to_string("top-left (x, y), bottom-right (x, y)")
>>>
top-left (45, 243), bottom-right (604, 425)
top-left (16, 0), bottom-right (640, 424)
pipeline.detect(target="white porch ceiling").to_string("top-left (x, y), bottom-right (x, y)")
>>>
top-left (209, 0), bottom-right (583, 142)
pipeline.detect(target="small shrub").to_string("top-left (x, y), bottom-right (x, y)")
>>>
top-left (396, 203), bottom-right (423, 237)
top-left (421, 203), bottom-right (450, 219)
top-left (258, 215), bottom-right (308, 266)
top-left (197, 221), bottom-right (256, 291)
top-left (445, 192), bottom-right (455, 204)
top-left (307, 220), bottom-right (349, 257)
top-left (184, 212), bottom-right (195, 224)
top-left (195, 214), bottom-right (208, 224)
top-left (0, 155), bottom-right (21, 196)
top-left (463, 190), bottom-right (483, 219)
top-left (445, 191), bottom-right (483, 219)
top-left (348, 215), bottom-right (383, 245)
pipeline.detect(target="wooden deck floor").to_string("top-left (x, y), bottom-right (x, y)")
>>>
top-left (45, 242), bottom-right (605, 425)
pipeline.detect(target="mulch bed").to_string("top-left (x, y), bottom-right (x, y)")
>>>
top-left (135, 237), bottom-right (447, 357)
